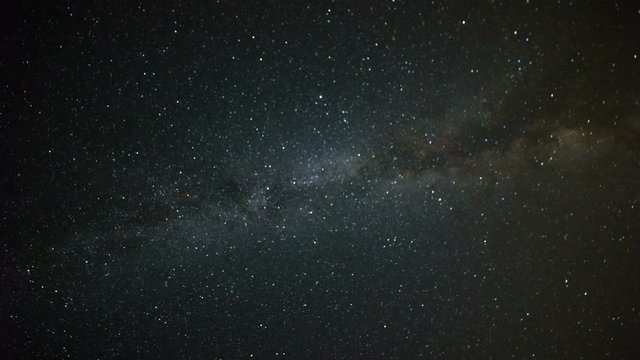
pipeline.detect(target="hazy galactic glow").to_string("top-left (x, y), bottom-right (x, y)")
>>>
top-left (1, 2), bottom-right (639, 359)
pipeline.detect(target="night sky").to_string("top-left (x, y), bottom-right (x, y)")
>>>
top-left (2, 1), bottom-right (640, 359)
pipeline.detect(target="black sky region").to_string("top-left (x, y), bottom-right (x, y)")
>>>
top-left (1, 1), bottom-right (640, 359)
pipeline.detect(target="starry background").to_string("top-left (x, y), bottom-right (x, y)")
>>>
top-left (1, 1), bottom-right (640, 359)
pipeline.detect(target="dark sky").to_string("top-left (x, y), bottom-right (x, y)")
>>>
top-left (1, 1), bottom-right (640, 359)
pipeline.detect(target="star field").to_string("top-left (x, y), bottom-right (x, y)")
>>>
top-left (1, 1), bottom-right (640, 359)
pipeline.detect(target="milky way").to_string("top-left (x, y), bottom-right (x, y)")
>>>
top-left (2, 2), bottom-right (640, 358)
